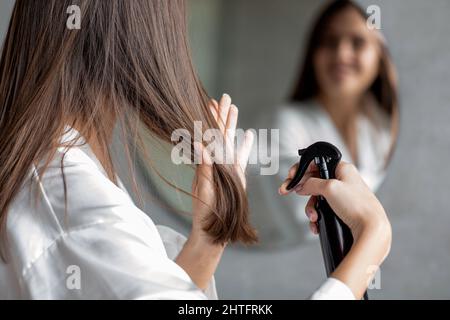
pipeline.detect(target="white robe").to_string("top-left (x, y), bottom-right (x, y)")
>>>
top-left (0, 127), bottom-right (354, 300)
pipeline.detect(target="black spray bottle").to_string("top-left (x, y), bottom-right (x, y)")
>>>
top-left (286, 142), bottom-right (369, 300)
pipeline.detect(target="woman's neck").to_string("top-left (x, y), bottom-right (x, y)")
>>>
top-left (318, 94), bottom-right (364, 166)
top-left (88, 133), bottom-right (109, 166)
top-left (69, 121), bottom-right (114, 171)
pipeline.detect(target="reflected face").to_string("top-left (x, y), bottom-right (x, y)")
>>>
top-left (313, 8), bottom-right (380, 99)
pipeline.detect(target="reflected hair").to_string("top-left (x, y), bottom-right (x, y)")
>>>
top-left (0, 0), bottom-right (257, 259)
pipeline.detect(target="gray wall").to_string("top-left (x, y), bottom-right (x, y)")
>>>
top-left (0, 0), bottom-right (13, 45)
top-left (364, 0), bottom-right (450, 299)
top-left (1, 0), bottom-right (450, 299)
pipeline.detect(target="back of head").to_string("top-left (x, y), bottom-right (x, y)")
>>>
top-left (0, 0), bottom-right (257, 259)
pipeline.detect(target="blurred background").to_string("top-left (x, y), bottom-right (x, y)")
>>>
top-left (2, 0), bottom-right (450, 299)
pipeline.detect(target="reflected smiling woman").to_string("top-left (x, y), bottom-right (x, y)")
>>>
top-left (278, 0), bottom-right (398, 192)
top-left (249, 0), bottom-right (398, 248)
top-left (256, 0), bottom-right (400, 239)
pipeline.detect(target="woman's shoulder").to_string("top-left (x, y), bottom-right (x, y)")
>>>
top-left (42, 145), bottom-right (135, 226)
top-left (8, 145), bottom-right (150, 252)
top-left (5, 143), bottom-right (210, 299)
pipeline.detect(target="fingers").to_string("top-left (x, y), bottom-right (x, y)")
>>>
top-left (209, 94), bottom-right (232, 134)
top-left (210, 94), bottom-right (237, 149)
top-left (206, 95), bottom-right (254, 185)
top-left (301, 161), bottom-right (320, 177)
top-left (310, 222), bottom-right (319, 235)
top-left (209, 99), bottom-right (219, 122)
top-left (278, 178), bottom-right (293, 195)
top-left (218, 94), bottom-right (231, 133)
top-left (287, 163), bottom-right (299, 179)
top-left (296, 177), bottom-right (340, 198)
top-left (278, 163), bottom-right (299, 194)
top-left (225, 104), bottom-right (238, 145)
top-left (306, 196), bottom-right (319, 235)
top-left (305, 196), bottom-right (319, 223)
top-left (279, 161), bottom-right (319, 195)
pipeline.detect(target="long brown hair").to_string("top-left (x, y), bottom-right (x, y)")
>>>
top-left (291, 0), bottom-right (398, 131)
top-left (0, 0), bottom-right (257, 257)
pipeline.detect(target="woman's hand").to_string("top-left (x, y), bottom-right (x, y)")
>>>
top-left (176, 94), bottom-right (254, 290)
top-left (190, 94), bottom-right (254, 242)
top-left (279, 161), bottom-right (392, 299)
top-left (279, 161), bottom-right (390, 243)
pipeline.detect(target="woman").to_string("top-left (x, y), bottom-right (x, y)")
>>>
top-left (0, 0), bottom-right (390, 299)
top-left (257, 0), bottom-right (398, 235)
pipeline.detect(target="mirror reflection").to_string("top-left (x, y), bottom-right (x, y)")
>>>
top-left (143, 0), bottom-right (399, 249)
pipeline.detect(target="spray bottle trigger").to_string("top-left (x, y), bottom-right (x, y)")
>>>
top-left (286, 142), bottom-right (342, 191)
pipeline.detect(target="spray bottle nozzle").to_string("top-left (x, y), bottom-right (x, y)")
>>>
top-left (286, 142), bottom-right (342, 191)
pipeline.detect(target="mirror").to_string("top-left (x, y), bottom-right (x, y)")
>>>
top-left (140, 0), bottom-right (399, 250)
